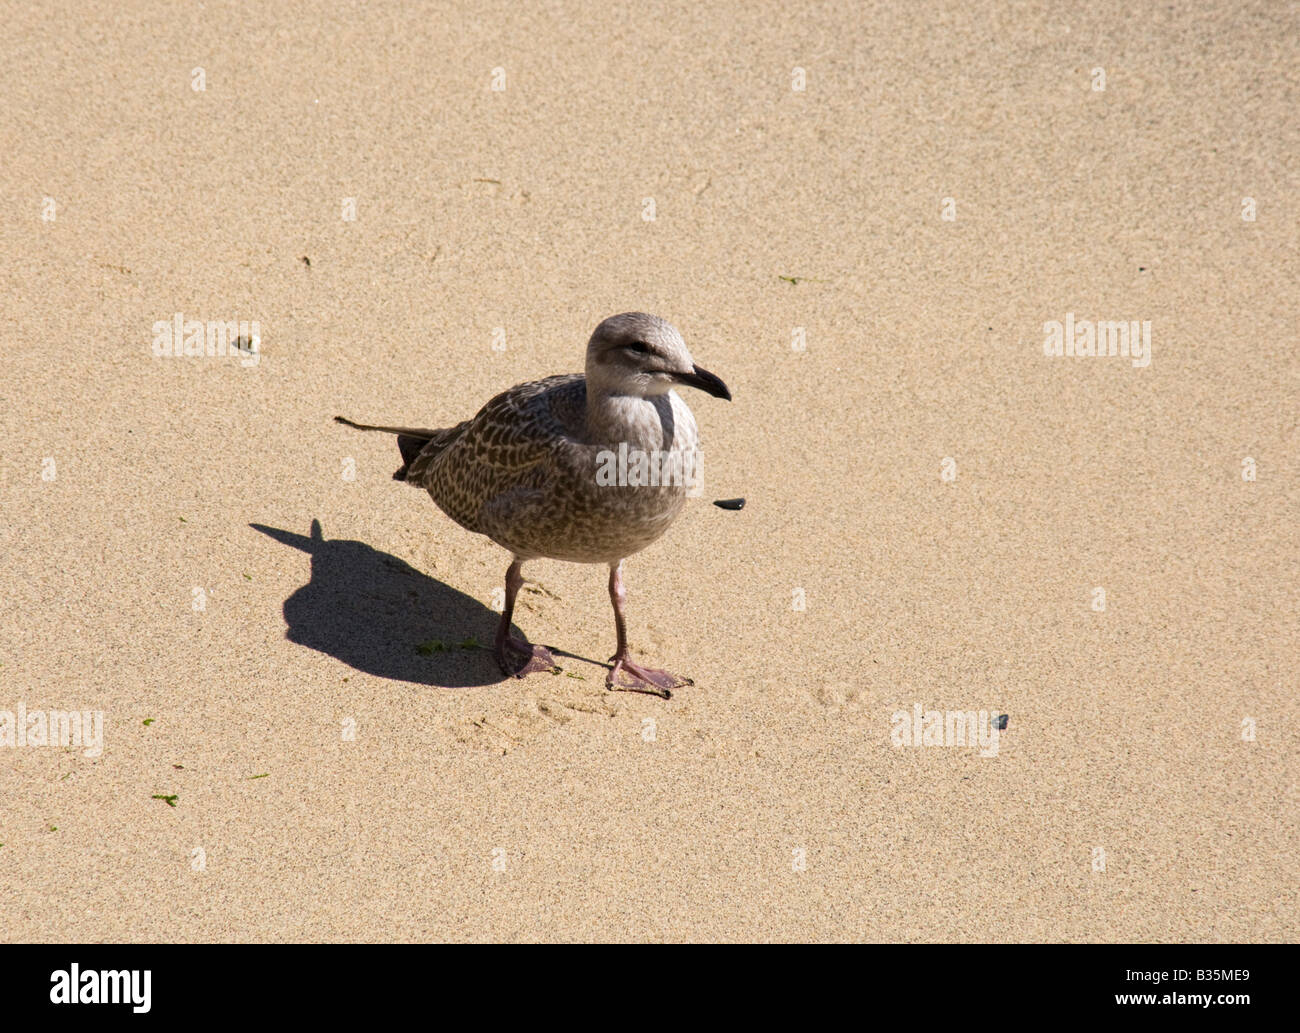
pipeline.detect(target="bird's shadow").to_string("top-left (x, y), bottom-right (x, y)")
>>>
top-left (250, 519), bottom-right (513, 687)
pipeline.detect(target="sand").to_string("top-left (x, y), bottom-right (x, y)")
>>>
top-left (1, 0), bottom-right (1295, 942)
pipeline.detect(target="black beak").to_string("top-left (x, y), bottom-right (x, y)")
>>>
top-left (672, 363), bottom-right (732, 401)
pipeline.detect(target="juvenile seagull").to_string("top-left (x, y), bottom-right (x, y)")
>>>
top-left (336, 312), bottom-right (730, 697)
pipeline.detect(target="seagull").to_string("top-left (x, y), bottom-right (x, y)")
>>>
top-left (336, 312), bottom-right (731, 697)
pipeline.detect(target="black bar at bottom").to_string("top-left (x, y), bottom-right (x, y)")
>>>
top-left (0, 943), bottom-right (1289, 1020)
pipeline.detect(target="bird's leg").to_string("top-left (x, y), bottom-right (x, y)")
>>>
top-left (494, 558), bottom-right (559, 677)
top-left (605, 560), bottom-right (692, 699)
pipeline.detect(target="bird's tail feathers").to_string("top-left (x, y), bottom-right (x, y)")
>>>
top-left (334, 415), bottom-right (468, 485)
top-left (334, 415), bottom-right (438, 439)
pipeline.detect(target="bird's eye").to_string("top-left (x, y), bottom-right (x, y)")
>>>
top-left (625, 341), bottom-right (651, 354)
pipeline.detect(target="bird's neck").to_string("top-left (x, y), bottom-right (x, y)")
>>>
top-left (585, 388), bottom-right (676, 450)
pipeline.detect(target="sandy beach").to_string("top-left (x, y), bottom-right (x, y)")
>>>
top-left (1, 0), bottom-right (1296, 941)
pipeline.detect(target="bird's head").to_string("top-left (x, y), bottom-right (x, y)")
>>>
top-left (585, 312), bottom-right (731, 402)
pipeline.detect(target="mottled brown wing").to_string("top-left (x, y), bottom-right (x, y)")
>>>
top-left (406, 374), bottom-right (589, 535)
top-left (395, 421), bottom-right (469, 480)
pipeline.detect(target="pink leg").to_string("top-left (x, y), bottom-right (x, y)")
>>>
top-left (606, 561), bottom-right (692, 699)
top-left (494, 559), bottom-right (559, 678)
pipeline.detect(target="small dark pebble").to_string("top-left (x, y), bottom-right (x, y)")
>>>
top-left (713, 497), bottom-right (746, 510)
top-left (301, 255), bottom-right (311, 267)
top-left (233, 335), bottom-right (256, 353)
top-left (994, 714), bottom-right (1009, 731)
